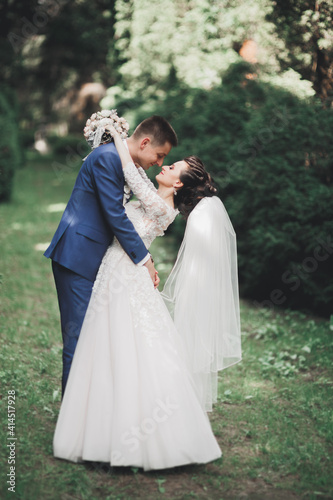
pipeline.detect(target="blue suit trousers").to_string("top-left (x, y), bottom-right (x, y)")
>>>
top-left (52, 261), bottom-right (94, 396)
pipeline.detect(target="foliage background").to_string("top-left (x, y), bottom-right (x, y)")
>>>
top-left (1, 0), bottom-right (332, 316)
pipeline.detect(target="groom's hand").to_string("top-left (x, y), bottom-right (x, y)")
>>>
top-left (144, 258), bottom-right (160, 288)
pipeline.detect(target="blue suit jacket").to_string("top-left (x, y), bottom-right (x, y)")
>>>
top-left (44, 143), bottom-right (148, 281)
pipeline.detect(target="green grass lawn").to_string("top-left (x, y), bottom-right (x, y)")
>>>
top-left (0, 156), bottom-right (332, 500)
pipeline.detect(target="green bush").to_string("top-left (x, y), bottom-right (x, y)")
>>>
top-left (47, 134), bottom-right (90, 158)
top-left (0, 87), bottom-right (23, 202)
top-left (19, 129), bottom-right (36, 150)
top-left (133, 63), bottom-right (333, 317)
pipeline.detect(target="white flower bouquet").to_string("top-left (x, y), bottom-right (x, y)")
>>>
top-left (83, 109), bottom-right (130, 151)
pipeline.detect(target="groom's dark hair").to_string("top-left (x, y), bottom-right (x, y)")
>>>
top-left (132, 116), bottom-right (178, 147)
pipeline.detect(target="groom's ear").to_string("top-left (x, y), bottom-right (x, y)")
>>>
top-left (140, 137), bottom-right (151, 149)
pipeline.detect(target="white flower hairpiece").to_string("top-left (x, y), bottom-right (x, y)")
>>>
top-left (83, 109), bottom-right (130, 151)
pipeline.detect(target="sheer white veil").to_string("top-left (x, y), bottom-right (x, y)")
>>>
top-left (161, 196), bottom-right (242, 411)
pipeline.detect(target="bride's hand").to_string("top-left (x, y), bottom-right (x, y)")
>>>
top-left (106, 122), bottom-right (133, 172)
top-left (154, 270), bottom-right (160, 289)
top-left (105, 123), bottom-right (119, 139)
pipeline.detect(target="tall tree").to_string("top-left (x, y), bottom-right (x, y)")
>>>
top-left (0, 0), bottom-right (40, 87)
top-left (267, 0), bottom-right (333, 102)
top-left (1, 0), bottom-right (120, 127)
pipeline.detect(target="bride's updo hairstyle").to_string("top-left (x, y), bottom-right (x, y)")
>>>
top-left (175, 156), bottom-right (218, 219)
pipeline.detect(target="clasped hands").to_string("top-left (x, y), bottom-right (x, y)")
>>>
top-left (144, 257), bottom-right (160, 289)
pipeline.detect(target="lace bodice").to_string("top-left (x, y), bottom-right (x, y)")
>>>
top-left (93, 162), bottom-right (178, 295)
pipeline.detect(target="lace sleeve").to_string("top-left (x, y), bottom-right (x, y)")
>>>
top-left (123, 162), bottom-right (174, 219)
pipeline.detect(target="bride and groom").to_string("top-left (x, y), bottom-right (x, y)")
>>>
top-left (45, 113), bottom-right (241, 471)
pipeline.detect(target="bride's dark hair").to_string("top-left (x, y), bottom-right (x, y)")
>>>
top-left (174, 156), bottom-right (218, 218)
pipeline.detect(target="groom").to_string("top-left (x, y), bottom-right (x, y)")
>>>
top-left (45, 115), bottom-right (178, 395)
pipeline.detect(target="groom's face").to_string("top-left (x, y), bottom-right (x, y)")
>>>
top-left (137, 138), bottom-right (172, 170)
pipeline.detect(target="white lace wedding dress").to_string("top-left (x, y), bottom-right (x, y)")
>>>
top-left (53, 162), bottom-right (222, 471)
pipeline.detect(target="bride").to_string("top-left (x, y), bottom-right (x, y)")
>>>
top-left (53, 123), bottom-right (242, 471)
